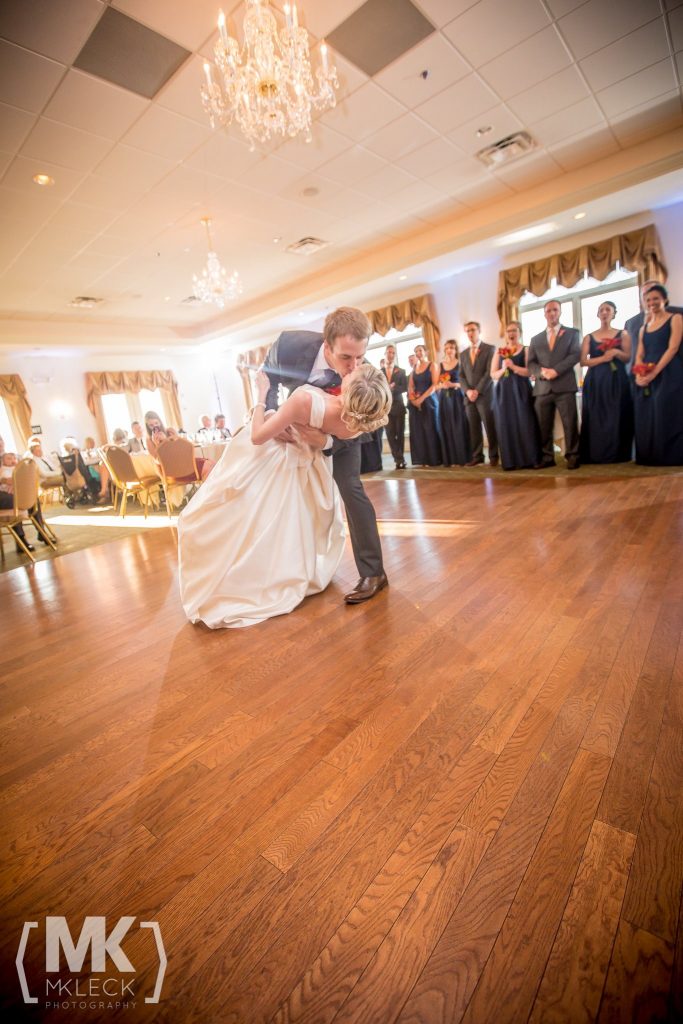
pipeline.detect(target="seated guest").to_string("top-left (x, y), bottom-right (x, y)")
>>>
top-left (528, 300), bottom-right (581, 469)
top-left (633, 284), bottom-right (683, 465)
top-left (459, 321), bottom-right (498, 467)
top-left (26, 438), bottom-right (63, 489)
top-left (128, 421), bottom-right (147, 452)
top-left (408, 343), bottom-right (442, 467)
top-left (195, 415), bottom-right (213, 443)
top-left (145, 410), bottom-right (214, 481)
top-left (214, 413), bottom-right (231, 440)
top-left (579, 301), bottom-right (633, 464)
top-left (437, 338), bottom-right (471, 467)
top-left (491, 322), bottom-right (541, 470)
top-left (82, 436), bottom-right (110, 499)
top-left (60, 439), bottom-right (101, 500)
top-left (0, 452), bottom-right (52, 551)
top-left (112, 427), bottom-right (130, 449)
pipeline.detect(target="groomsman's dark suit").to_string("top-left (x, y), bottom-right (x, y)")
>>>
top-left (458, 342), bottom-right (498, 464)
top-left (262, 330), bottom-right (384, 581)
top-left (384, 364), bottom-right (407, 468)
top-left (528, 324), bottom-right (581, 466)
top-left (625, 302), bottom-right (683, 369)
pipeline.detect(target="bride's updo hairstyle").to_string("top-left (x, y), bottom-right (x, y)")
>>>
top-left (340, 364), bottom-right (392, 434)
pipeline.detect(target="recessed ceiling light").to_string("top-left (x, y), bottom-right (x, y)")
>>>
top-left (494, 222), bottom-right (558, 247)
top-left (273, 236), bottom-right (282, 243)
top-left (574, 211), bottom-right (587, 220)
top-left (476, 125), bottom-right (493, 138)
top-left (164, 296), bottom-right (171, 301)
top-left (399, 274), bottom-right (408, 280)
top-left (183, 247), bottom-right (190, 252)
top-left (33, 173), bottom-right (54, 186)
top-left (302, 186), bottom-right (319, 197)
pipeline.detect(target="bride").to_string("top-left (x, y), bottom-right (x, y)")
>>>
top-left (178, 364), bottom-right (391, 628)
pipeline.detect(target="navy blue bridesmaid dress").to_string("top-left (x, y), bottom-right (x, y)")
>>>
top-left (579, 333), bottom-right (633, 463)
top-left (437, 362), bottom-right (471, 466)
top-left (409, 364), bottom-right (442, 466)
top-left (634, 317), bottom-right (683, 465)
top-left (491, 347), bottom-right (542, 470)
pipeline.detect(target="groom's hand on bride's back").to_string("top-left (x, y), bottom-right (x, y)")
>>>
top-left (296, 424), bottom-right (329, 449)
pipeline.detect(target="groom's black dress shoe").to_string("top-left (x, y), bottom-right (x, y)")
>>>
top-left (344, 573), bottom-right (388, 604)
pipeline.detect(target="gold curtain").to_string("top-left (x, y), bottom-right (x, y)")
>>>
top-left (0, 374), bottom-right (33, 451)
top-left (497, 223), bottom-right (667, 332)
top-left (85, 370), bottom-right (182, 443)
top-left (366, 293), bottom-right (441, 360)
top-left (236, 344), bottom-right (271, 411)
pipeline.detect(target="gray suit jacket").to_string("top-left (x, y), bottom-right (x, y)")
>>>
top-left (528, 325), bottom-right (581, 395)
top-left (459, 342), bottom-right (495, 397)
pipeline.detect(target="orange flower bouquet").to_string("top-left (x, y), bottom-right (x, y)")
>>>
top-left (632, 362), bottom-right (656, 396)
top-left (598, 337), bottom-right (621, 371)
top-left (498, 346), bottom-right (516, 377)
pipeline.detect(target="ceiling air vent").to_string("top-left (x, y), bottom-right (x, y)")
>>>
top-left (69, 296), bottom-right (104, 308)
top-left (477, 131), bottom-right (535, 168)
top-left (286, 237), bottom-right (329, 255)
top-left (181, 295), bottom-right (201, 304)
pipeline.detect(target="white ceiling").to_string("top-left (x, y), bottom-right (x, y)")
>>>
top-left (0, 0), bottom-right (682, 336)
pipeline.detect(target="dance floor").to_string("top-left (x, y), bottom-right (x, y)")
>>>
top-left (1, 472), bottom-right (682, 1022)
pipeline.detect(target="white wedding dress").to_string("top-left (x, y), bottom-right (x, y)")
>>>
top-left (178, 386), bottom-right (345, 628)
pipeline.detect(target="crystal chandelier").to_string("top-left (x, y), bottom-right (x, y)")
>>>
top-left (192, 218), bottom-right (242, 309)
top-left (200, 1), bottom-right (338, 150)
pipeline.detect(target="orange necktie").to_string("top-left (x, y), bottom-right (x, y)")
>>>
top-left (548, 329), bottom-right (557, 351)
top-left (470, 346), bottom-right (477, 364)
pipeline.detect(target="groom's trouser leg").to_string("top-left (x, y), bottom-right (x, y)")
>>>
top-left (332, 444), bottom-right (383, 578)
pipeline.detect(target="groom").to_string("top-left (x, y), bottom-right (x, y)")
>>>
top-left (262, 306), bottom-right (388, 604)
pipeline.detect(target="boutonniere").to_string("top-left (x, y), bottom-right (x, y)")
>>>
top-left (558, 328), bottom-right (565, 337)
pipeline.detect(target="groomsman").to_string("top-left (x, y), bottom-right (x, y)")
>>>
top-left (383, 344), bottom-right (408, 469)
top-left (528, 300), bottom-right (581, 469)
top-left (459, 321), bottom-right (498, 467)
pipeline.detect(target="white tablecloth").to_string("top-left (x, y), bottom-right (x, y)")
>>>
top-left (130, 452), bottom-right (160, 480)
top-left (194, 442), bottom-right (229, 463)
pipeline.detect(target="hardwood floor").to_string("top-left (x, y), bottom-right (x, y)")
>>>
top-left (1, 471), bottom-right (681, 1022)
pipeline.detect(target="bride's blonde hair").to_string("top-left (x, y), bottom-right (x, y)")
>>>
top-left (340, 364), bottom-right (392, 434)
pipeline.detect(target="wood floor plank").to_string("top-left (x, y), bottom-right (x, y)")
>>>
top-left (597, 920), bottom-right (674, 1023)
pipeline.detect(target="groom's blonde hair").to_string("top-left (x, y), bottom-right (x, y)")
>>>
top-left (341, 364), bottom-right (392, 434)
top-left (324, 307), bottom-right (371, 345)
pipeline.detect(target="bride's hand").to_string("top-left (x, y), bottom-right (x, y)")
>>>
top-left (255, 370), bottom-right (270, 402)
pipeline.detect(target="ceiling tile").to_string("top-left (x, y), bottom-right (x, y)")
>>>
top-left (156, 54), bottom-right (211, 125)
top-left (424, 155), bottom-right (485, 194)
top-left (507, 66), bottom-right (589, 124)
top-left (374, 33), bottom-right (469, 108)
top-left (274, 125), bottom-right (350, 171)
top-left (0, 40), bottom-right (65, 113)
top-left (238, 155), bottom-right (310, 193)
top-left (94, 143), bottom-right (174, 189)
top-left (44, 200), bottom-right (118, 234)
top-left (320, 81), bottom-right (405, 139)
top-left (185, 131), bottom-right (263, 181)
top-left (530, 96), bottom-right (605, 146)
top-left (479, 25), bottom-right (571, 95)
top-left (447, 105), bottom-right (524, 155)
top-left (609, 92), bottom-right (682, 145)
top-left (579, 20), bottom-right (670, 92)
top-left (326, 0), bottom-right (435, 78)
top-left (558, 0), bottom-right (661, 60)
top-left (0, 103), bottom-right (37, 154)
top-left (301, 0), bottom-right (367, 40)
top-left (0, 152), bottom-right (12, 180)
top-left (112, 0), bottom-right (220, 51)
top-left (597, 59), bottom-right (677, 118)
top-left (0, 0), bottom-right (105, 64)
top-left (315, 145), bottom-right (388, 185)
top-left (354, 164), bottom-right (418, 198)
top-left (362, 112), bottom-right (439, 161)
top-left (1, 154), bottom-right (85, 197)
top-left (444, 0), bottom-right (550, 68)
top-left (121, 105), bottom-right (209, 161)
top-left (384, 177), bottom-right (445, 213)
top-left (454, 176), bottom-right (515, 207)
top-left (44, 68), bottom-right (149, 139)
top-left (669, 6), bottom-right (683, 50)
top-left (492, 151), bottom-right (563, 191)
top-left (397, 136), bottom-right (463, 176)
top-left (0, 184), bottom-right (64, 230)
top-left (545, 0), bottom-right (588, 15)
top-left (151, 163), bottom-right (225, 205)
top-left (327, 51), bottom-right (369, 102)
top-left (416, 73), bottom-right (499, 134)
top-left (20, 117), bottom-right (113, 172)
top-left (69, 173), bottom-right (150, 210)
top-left (548, 125), bottom-right (620, 171)
top-left (413, 0), bottom-right (479, 28)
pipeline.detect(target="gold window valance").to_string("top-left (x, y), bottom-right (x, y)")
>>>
top-left (0, 374), bottom-right (33, 451)
top-left (367, 293), bottom-right (441, 360)
top-left (85, 370), bottom-right (183, 443)
top-left (497, 223), bottom-right (667, 332)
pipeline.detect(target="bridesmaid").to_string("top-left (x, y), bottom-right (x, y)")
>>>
top-left (437, 339), bottom-right (471, 466)
top-left (490, 321), bottom-right (542, 470)
top-left (579, 300), bottom-right (633, 463)
top-left (633, 284), bottom-right (683, 465)
top-left (408, 344), bottom-right (442, 466)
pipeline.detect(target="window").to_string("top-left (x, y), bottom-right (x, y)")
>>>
top-left (101, 394), bottom-right (131, 442)
top-left (366, 325), bottom-right (424, 370)
top-left (100, 388), bottom-right (167, 442)
top-left (138, 388), bottom-right (163, 419)
top-left (519, 268), bottom-right (640, 354)
top-left (0, 399), bottom-right (18, 453)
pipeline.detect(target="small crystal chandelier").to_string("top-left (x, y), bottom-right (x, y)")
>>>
top-left (200, 1), bottom-right (338, 151)
top-left (192, 218), bottom-right (242, 309)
